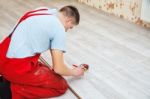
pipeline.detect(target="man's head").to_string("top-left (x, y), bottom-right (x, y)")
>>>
top-left (59, 5), bottom-right (80, 32)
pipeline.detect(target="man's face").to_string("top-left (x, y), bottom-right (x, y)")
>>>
top-left (64, 17), bottom-right (76, 32)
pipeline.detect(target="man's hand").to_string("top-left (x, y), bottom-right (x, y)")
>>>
top-left (51, 49), bottom-right (84, 77)
top-left (72, 66), bottom-right (85, 77)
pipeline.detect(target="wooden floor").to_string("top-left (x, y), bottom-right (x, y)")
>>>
top-left (0, 0), bottom-right (150, 99)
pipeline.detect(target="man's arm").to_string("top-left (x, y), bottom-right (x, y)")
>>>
top-left (50, 49), bottom-right (84, 77)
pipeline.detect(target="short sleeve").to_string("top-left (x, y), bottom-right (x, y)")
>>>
top-left (50, 30), bottom-right (66, 53)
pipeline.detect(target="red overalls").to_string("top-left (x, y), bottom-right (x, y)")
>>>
top-left (0, 8), bottom-right (68, 99)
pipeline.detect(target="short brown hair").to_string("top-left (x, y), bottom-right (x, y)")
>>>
top-left (59, 5), bottom-right (80, 25)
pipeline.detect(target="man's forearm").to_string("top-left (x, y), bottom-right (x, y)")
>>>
top-left (54, 64), bottom-right (74, 76)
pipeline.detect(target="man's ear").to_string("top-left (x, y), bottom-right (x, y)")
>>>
top-left (66, 17), bottom-right (73, 22)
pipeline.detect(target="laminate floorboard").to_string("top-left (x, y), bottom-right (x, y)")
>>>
top-left (0, 0), bottom-right (150, 99)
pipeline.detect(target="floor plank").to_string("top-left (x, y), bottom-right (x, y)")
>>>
top-left (0, 0), bottom-right (150, 99)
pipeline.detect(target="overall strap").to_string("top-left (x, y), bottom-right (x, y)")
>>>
top-left (9, 8), bottom-right (51, 38)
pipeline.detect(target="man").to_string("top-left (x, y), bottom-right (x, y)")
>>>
top-left (0, 5), bottom-right (85, 99)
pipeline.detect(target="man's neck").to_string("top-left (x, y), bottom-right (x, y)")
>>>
top-left (58, 12), bottom-right (65, 27)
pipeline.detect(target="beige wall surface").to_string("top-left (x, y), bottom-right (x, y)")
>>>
top-left (78, 0), bottom-right (150, 28)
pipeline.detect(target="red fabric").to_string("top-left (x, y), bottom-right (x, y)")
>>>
top-left (0, 9), bottom-right (68, 99)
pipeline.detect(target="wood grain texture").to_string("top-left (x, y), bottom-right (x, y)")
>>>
top-left (0, 0), bottom-right (150, 99)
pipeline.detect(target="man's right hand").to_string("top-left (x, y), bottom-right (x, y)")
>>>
top-left (72, 66), bottom-right (85, 77)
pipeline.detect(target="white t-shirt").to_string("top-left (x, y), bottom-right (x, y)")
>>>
top-left (6, 8), bottom-right (66, 58)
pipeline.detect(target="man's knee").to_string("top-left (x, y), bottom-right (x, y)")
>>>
top-left (58, 78), bottom-right (68, 95)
